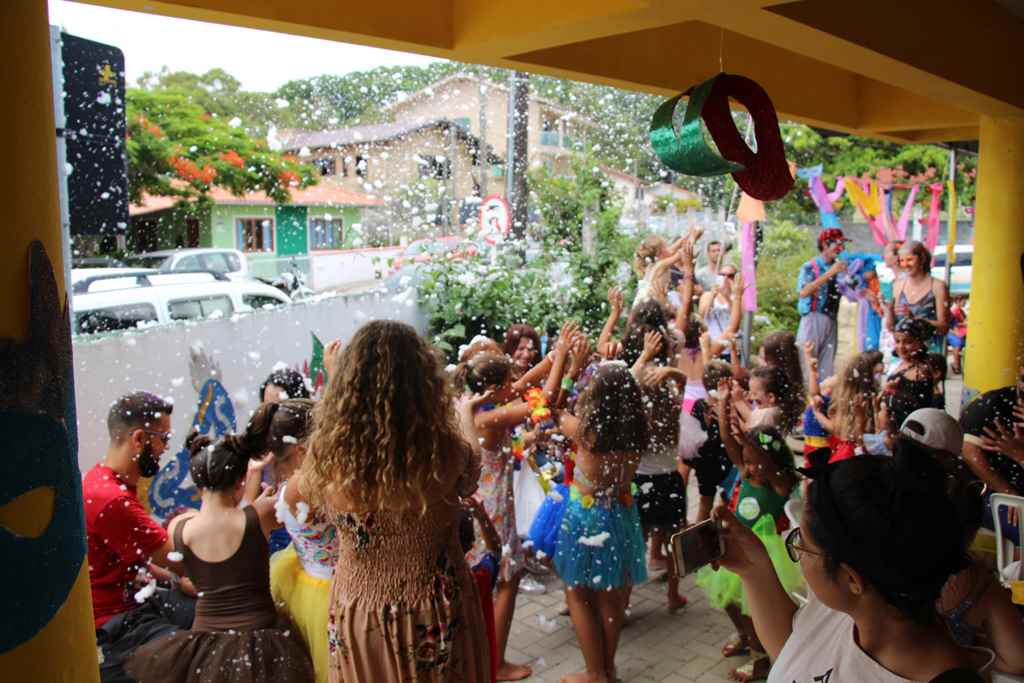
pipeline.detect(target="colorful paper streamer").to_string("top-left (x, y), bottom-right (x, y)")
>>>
top-left (650, 73), bottom-right (794, 201)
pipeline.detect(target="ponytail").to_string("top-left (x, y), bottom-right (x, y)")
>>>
top-left (188, 433), bottom-right (255, 492)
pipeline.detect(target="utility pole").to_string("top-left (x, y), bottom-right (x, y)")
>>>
top-left (506, 70), bottom-right (530, 244)
top-left (478, 78), bottom-right (488, 197)
top-left (448, 122), bottom-right (458, 234)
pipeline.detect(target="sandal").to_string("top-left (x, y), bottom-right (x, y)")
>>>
top-left (728, 656), bottom-right (770, 682)
top-left (721, 634), bottom-right (749, 658)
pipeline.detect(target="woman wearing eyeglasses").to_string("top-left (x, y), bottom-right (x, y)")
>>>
top-left (883, 240), bottom-right (950, 354)
top-left (698, 264), bottom-right (743, 359)
top-left (712, 438), bottom-right (994, 682)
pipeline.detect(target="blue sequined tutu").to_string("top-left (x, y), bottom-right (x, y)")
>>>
top-left (553, 487), bottom-right (648, 589)
top-left (528, 483), bottom-right (569, 559)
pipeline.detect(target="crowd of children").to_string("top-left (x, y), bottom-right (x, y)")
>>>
top-left (84, 228), bottom-right (1020, 683)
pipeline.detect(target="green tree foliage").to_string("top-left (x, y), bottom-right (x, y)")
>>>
top-left (418, 158), bottom-right (640, 360)
top-left (126, 88), bottom-right (318, 205)
top-left (753, 221), bottom-right (818, 337)
top-left (133, 64), bottom-right (977, 221)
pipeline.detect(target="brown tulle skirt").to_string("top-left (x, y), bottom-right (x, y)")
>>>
top-left (125, 615), bottom-right (314, 683)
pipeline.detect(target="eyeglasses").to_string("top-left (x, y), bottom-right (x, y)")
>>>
top-left (785, 527), bottom-right (823, 562)
top-left (143, 430), bottom-right (172, 445)
top-left (722, 272), bottom-right (737, 279)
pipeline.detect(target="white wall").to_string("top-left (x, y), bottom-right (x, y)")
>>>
top-left (72, 290), bottom-right (425, 475)
top-left (309, 247), bottom-right (402, 290)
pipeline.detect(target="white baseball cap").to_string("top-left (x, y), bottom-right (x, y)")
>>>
top-left (900, 408), bottom-right (964, 456)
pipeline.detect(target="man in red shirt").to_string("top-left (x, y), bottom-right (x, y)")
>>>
top-left (84, 392), bottom-right (195, 682)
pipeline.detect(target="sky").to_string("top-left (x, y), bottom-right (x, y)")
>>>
top-left (47, 0), bottom-right (442, 92)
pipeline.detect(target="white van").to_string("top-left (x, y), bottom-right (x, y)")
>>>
top-left (71, 270), bottom-right (291, 335)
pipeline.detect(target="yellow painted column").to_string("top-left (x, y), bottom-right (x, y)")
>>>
top-left (964, 116), bottom-right (1024, 398)
top-left (0, 2), bottom-right (99, 681)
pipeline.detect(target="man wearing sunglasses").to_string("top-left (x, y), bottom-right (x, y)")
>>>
top-left (83, 392), bottom-right (196, 682)
top-left (796, 228), bottom-right (851, 382)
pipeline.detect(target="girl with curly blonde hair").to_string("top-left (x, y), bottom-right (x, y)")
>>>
top-left (299, 320), bottom-right (490, 683)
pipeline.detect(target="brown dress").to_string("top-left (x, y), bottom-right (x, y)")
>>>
top-left (126, 506), bottom-right (314, 682)
top-left (326, 451), bottom-right (489, 682)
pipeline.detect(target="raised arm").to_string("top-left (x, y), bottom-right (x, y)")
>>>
top-left (597, 287), bottom-right (625, 359)
top-left (725, 272), bottom-right (744, 338)
top-left (631, 330), bottom-right (663, 378)
top-left (512, 353), bottom-right (553, 394)
top-left (803, 341), bottom-right (821, 398)
top-left (674, 241), bottom-right (696, 332)
top-left (717, 380), bottom-right (744, 468)
top-left (481, 320), bottom-right (577, 431)
top-left (798, 259), bottom-right (845, 299)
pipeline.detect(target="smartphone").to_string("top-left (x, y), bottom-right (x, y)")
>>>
top-left (670, 519), bottom-right (724, 576)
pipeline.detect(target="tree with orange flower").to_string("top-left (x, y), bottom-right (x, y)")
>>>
top-left (126, 89), bottom-right (318, 205)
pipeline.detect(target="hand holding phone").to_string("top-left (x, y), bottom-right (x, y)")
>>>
top-left (670, 519), bottom-right (724, 576)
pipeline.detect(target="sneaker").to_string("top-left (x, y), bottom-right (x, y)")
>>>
top-left (519, 575), bottom-right (547, 594)
top-left (525, 557), bottom-right (551, 577)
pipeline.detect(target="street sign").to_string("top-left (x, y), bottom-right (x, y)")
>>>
top-left (479, 195), bottom-right (511, 245)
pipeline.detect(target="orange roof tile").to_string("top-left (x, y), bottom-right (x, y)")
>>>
top-left (130, 182), bottom-right (384, 216)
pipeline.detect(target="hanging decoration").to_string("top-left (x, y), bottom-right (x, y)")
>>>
top-left (946, 179), bottom-right (958, 263)
top-left (650, 73), bottom-right (794, 201)
top-left (924, 183), bottom-right (944, 252)
top-left (892, 184), bottom-right (920, 241)
top-left (796, 165), bottom-right (846, 229)
top-left (844, 178), bottom-right (887, 246)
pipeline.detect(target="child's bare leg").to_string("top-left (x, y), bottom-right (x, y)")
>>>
top-left (650, 528), bottom-right (668, 562)
top-left (721, 604), bottom-right (750, 657)
top-left (697, 494), bottom-right (714, 523)
top-left (740, 614), bottom-right (765, 654)
top-left (562, 586), bottom-right (610, 683)
top-left (729, 615), bottom-right (771, 682)
top-left (665, 547), bottom-right (687, 613)
top-left (494, 573), bottom-right (531, 681)
top-left (595, 586), bottom-right (627, 680)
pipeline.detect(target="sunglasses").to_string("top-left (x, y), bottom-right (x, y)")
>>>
top-left (785, 527), bottom-right (823, 563)
top-left (721, 272), bottom-right (737, 279)
top-left (143, 430), bottom-right (172, 445)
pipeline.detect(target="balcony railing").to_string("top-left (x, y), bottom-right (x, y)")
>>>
top-left (540, 130), bottom-right (560, 147)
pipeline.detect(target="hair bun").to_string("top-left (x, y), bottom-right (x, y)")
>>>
top-left (186, 433), bottom-right (212, 459)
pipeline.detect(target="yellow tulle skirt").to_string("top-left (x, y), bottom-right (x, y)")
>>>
top-left (270, 546), bottom-right (331, 683)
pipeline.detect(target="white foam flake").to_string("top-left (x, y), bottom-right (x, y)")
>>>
top-left (295, 502), bottom-right (310, 525)
top-left (578, 532), bottom-right (611, 548)
top-left (133, 579), bottom-right (157, 603)
top-left (273, 492), bottom-right (289, 524)
top-left (537, 614), bottom-right (559, 633)
top-left (167, 551), bottom-right (184, 563)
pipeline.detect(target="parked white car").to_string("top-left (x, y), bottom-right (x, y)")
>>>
top-left (931, 244), bottom-right (972, 297)
top-left (124, 248), bottom-right (250, 281)
top-left (71, 270), bottom-right (290, 335)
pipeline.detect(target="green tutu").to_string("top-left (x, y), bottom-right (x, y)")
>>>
top-left (695, 514), bottom-right (804, 615)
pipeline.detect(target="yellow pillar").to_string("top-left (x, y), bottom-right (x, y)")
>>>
top-left (0, 2), bottom-right (99, 680)
top-left (964, 116), bottom-right (1024, 397)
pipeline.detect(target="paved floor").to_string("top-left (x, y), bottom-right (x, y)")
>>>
top-left (506, 474), bottom-right (745, 683)
top-left (503, 301), bottom-right (969, 682)
top-left (507, 569), bottom-right (741, 683)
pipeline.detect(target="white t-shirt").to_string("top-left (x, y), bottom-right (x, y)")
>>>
top-left (770, 596), bottom-right (993, 683)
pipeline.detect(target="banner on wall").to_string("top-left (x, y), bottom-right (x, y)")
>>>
top-left (59, 32), bottom-right (129, 236)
